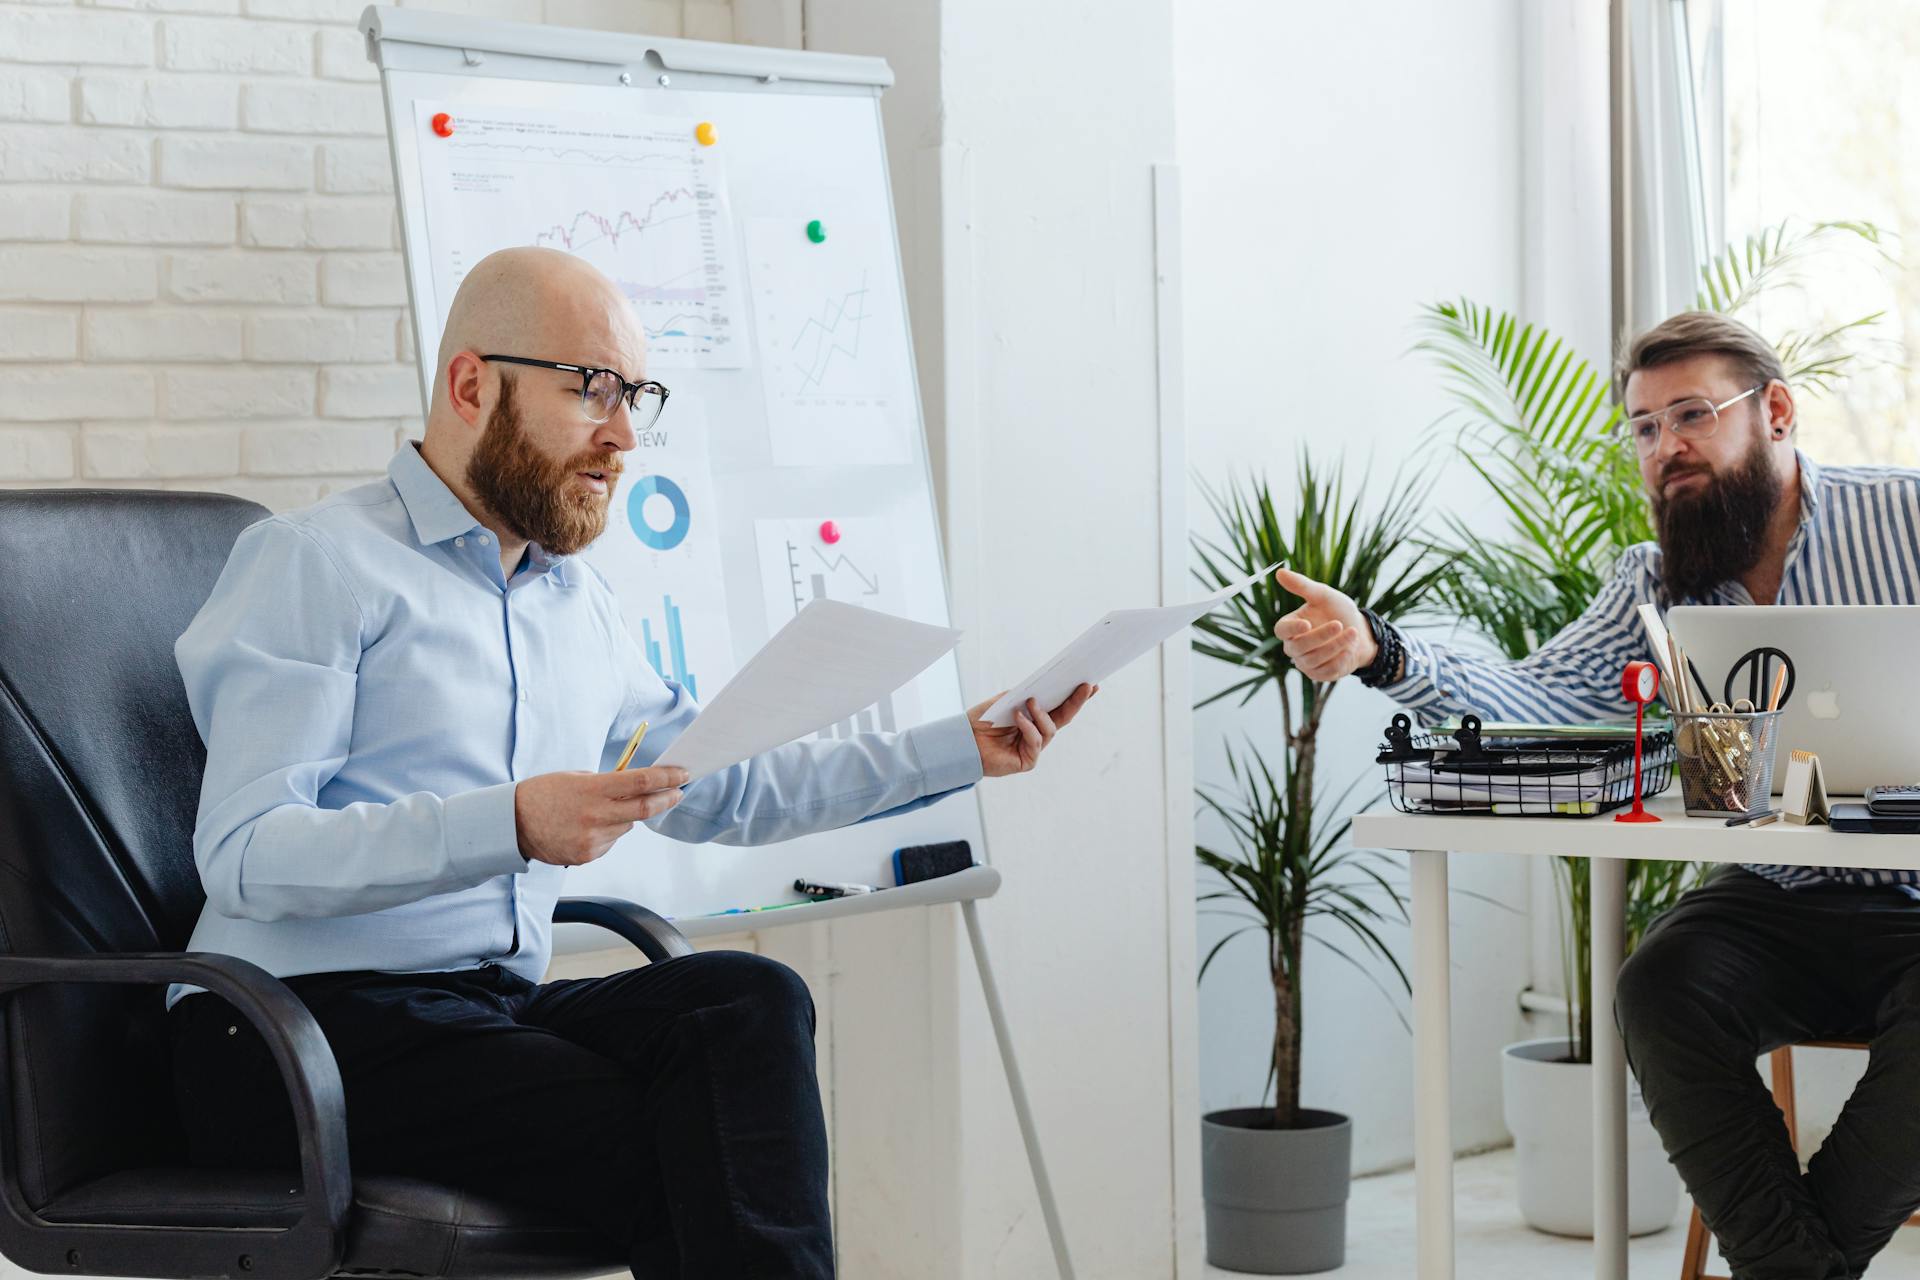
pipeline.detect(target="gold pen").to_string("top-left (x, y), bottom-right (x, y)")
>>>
top-left (613, 721), bottom-right (649, 772)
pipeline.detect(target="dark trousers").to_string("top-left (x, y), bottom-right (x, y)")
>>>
top-left (1616, 866), bottom-right (1920, 1279)
top-left (169, 951), bottom-right (832, 1280)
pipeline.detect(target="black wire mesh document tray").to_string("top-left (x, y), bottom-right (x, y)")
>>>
top-left (1376, 714), bottom-right (1675, 818)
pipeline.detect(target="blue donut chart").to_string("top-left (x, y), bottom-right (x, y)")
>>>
top-left (628, 474), bottom-right (691, 551)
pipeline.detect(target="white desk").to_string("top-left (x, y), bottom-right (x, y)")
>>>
top-left (1352, 793), bottom-right (1920, 1280)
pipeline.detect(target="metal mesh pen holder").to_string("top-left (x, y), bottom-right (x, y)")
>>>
top-left (1672, 708), bottom-right (1782, 817)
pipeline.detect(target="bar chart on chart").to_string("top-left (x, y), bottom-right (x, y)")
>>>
top-left (637, 594), bottom-right (703, 699)
top-left (754, 517), bottom-right (920, 739)
top-left (414, 101), bottom-right (748, 368)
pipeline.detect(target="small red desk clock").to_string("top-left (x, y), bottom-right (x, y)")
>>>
top-left (1616, 660), bottom-right (1662, 823)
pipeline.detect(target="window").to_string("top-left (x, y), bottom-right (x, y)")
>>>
top-left (1691, 0), bottom-right (1920, 465)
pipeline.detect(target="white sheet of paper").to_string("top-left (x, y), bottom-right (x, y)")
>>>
top-left (657, 599), bottom-right (962, 780)
top-left (1636, 603), bottom-right (1678, 695)
top-left (983, 562), bottom-right (1281, 727)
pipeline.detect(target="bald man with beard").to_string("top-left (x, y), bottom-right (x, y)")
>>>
top-left (167, 247), bottom-right (1095, 1280)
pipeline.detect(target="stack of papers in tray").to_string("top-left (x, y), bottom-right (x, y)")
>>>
top-left (1388, 742), bottom-right (1676, 816)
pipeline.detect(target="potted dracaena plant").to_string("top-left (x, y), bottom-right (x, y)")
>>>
top-left (1417, 217), bottom-right (1886, 1237)
top-left (1189, 453), bottom-right (1445, 1274)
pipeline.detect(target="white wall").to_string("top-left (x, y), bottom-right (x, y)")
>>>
top-left (807, 0), bottom-right (1196, 1273)
top-left (1177, 0), bottom-right (1540, 1175)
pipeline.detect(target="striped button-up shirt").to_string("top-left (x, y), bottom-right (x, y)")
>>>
top-left (1383, 452), bottom-right (1920, 890)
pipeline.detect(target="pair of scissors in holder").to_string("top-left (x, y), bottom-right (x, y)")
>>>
top-left (1723, 646), bottom-right (1795, 711)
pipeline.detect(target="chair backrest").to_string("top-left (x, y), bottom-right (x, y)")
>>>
top-left (0, 488), bottom-right (268, 1206)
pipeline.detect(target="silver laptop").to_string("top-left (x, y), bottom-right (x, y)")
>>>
top-left (1665, 605), bottom-right (1920, 796)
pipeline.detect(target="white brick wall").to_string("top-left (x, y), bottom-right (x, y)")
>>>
top-left (0, 0), bottom-right (794, 511)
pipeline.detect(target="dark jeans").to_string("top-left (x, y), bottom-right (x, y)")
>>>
top-left (169, 951), bottom-right (832, 1280)
top-left (1616, 865), bottom-right (1920, 1279)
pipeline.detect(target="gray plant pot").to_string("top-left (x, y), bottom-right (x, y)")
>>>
top-left (1202, 1107), bottom-right (1352, 1274)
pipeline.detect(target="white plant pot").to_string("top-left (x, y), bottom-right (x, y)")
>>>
top-left (1501, 1037), bottom-right (1680, 1237)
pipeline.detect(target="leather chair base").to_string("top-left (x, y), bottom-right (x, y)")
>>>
top-left (40, 1170), bottom-right (626, 1280)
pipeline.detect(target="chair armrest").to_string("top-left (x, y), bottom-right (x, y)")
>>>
top-left (553, 897), bottom-right (694, 962)
top-left (0, 951), bottom-right (349, 1280)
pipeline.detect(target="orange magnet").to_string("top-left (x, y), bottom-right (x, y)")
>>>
top-left (694, 121), bottom-right (717, 146)
top-left (431, 112), bottom-right (454, 137)
top-left (818, 520), bottom-right (841, 545)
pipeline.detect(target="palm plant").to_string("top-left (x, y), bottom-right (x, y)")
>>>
top-left (1191, 455), bottom-right (1446, 1128)
top-left (1194, 453), bottom-right (1443, 739)
top-left (1414, 298), bottom-right (1647, 657)
top-left (1419, 217), bottom-right (1884, 1062)
top-left (1695, 219), bottom-right (1888, 393)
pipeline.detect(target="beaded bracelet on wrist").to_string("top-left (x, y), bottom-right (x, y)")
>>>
top-left (1356, 609), bottom-right (1403, 688)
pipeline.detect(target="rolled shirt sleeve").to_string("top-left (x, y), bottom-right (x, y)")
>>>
top-left (1377, 546), bottom-right (1662, 724)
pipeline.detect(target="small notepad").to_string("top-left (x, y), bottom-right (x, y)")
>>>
top-left (1782, 749), bottom-right (1832, 826)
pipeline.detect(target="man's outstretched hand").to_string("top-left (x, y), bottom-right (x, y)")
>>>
top-left (1271, 566), bottom-right (1378, 683)
top-left (968, 683), bottom-right (1098, 778)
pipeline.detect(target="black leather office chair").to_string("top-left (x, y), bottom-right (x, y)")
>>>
top-left (0, 489), bottom-right (693, 1280)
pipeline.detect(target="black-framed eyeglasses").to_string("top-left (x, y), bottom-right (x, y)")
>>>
top-left (1615, 385), bottom-right (1762, 459)
top-left (481, 355), bottom-right (670, 429)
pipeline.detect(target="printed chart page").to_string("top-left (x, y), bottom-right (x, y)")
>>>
top-left (755, 517), bottom-right (920, 737)
top-left (745, 217), bottom-right (912, 465)
top-left (580, 402), bottom-right (736, 702)
top-left (415, 101), bottom-right (747, 368)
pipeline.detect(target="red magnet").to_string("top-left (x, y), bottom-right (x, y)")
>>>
top-left (431, 112), bottom-right (455, 138)
top-left (818, 520), bottom-right (841, 545)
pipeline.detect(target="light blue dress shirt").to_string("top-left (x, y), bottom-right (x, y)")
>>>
top-left (168, 441), bottom-right (982, 1006)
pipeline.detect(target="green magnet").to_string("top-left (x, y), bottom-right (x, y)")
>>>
top-left (805, 219), bottom-right (826, 243)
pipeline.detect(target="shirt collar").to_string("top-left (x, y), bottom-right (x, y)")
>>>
top-left (1779, 448), bottom-right (1820, 569)
top-left (388, 441), bottom-right (572, 584)
top-left (524, 543), bottom-right (570, 578)
top-left (1794, 448), bottom-right (1822, 524)
top-left (389, 441), bottom-right (477, 546)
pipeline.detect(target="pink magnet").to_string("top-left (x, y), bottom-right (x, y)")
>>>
top-left (818, 520), bottom-right (841, 545)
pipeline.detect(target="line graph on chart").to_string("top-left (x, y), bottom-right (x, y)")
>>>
top-left (746, 218), bottom-right (912, 466)
top-left (418, 104), bottom-right (748, 368)
top-left (784, 272), bottom-right (874, 397)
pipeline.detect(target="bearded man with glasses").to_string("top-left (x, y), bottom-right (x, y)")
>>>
top-left (166, 246), bottom-right (1097, 1280)
top-left (1271, 308), bottom-right (1920, 1280)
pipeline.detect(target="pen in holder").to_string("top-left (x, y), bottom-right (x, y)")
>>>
top-left (1672, 707), bottom-right (1782, 818)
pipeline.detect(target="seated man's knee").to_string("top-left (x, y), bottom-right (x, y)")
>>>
top-left (696, 951), bottom-right (816, 1032)
top-left (1615, 929), bottom-right (1717, 1041)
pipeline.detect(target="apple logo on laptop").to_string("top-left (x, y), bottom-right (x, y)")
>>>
top-left (1808, 686), bottom-right (1842, 720)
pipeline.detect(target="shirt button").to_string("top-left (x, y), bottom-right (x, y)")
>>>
top-left (519, 689), bottom-right (529, 702)
top-left (454, 536), bottom-right (466, 547)
top-left (479, 534), bottom-right (491, 545)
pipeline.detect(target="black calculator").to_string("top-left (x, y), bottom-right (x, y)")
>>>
top-left (1867, 785), bottom-right (1920, 816)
